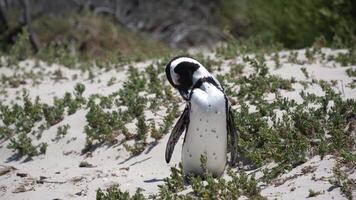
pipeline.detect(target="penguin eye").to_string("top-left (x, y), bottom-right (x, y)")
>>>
top-left (176, 75), bottom-right (181, 84)
top-left (172, 73), bottom-right (181, 86)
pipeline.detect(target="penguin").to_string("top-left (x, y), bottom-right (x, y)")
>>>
top-left (165, 56), bottom-right (238, 178)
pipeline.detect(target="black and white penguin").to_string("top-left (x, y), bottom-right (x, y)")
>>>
top-left (165, 56), bottom-right (238, 178)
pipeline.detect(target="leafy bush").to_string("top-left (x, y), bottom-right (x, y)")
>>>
top-left (56, 124), bottom-right (71, 139)
top-left (220, 0), bottom-right (356, 48)
top-left (216, 56), bottom-right (356, 181)
top-left (63, 83), bottom-right (86, 114)
top-left (96, 186), bottom-right (145, 200)
top-left (7, 133), bottom-right (38, 157)
top-left (1, 11), bottom-right (170, 66)
top-left (0, 84), bottom-right (88, 158)
top-left (330, 162), bottom-right (354, 200)
top-left (118, 66), bottom-right (147, 118)
top-left (335, 48), bottom-right (356, 66)
top-left (0, 93), bottom-right (42, 136)
top-left (346, 68), bottom-right (356, 77)
top-left (7, 28), bottom-right (34, 65)
top-left (42, 99), bottom-right (65, 126)
top-left (123, 142), bottom-right (145, 156)
top-left (158, 163), bottom-right (185, 195)
top-left (85, 104), bottom-right (129, 147)
top-left (0, 126), bottom-right (12, 139)
top-left (156, 160), bottom-right (264, 199)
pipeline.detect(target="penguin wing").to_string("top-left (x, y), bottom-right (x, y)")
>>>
top-left (165, 104), bottom-right (190, 163)
top-left (227, 105), bottom-right (238, 166)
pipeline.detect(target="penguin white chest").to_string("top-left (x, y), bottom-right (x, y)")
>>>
top-left (182, 84), bottom-right (227, 177)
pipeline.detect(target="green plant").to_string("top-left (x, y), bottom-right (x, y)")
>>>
top-left (42, 99), bottom-right (65, 126)
top-left (235, 57), bottom-right (293, 103)
top-left (272, 53), bottom-right (281, 69)
top-left (0, 126), bottom-right (12, 139)
top-left (301, 67), bottom-right (309, 79)
top-left (0, 74), bottom-right (27, 88)
top-left (146, 64), bottom-right (164, 99)
top-left (216, 56), bottom-right (356, 182)
top-left (107, 77), bottom-right (117, 86)
top-left (82, 63), bottom-right (181, 153)
top-left (307, 189), bottom-right (322, 198)
top-left (0, 93), bottom-right (43, 137)
top-left (149, 121), bottom-right (162, 141)
top-left (158, 163), bottom-right (265, 199)
top-left (7, 27), bottom-right (34, 65)
top-left (158, 101), bottom-right (180, 137)
top-left (84, 103), bottom-right (130, 149)
top-left (7, 133), bottom-right (38, 157)
top-left (37, 43), bottom-right (79, 68)
top-left (38, 142), bottom-right (48, 154)
top-left (215, 36), bottom-right (281, 59)
top-left (74, 83), bottom-right (86, 101)
top-left (329, 162), bottom-right (354, 200)
top-left (335, 49), bottom-right (356, 67)
top-left (158, 163), bottom-right (185, 195)
top-left (56, 124), bottom-right (71, 139)
top-left (136, 114), bottom-right (148, 142)
top-left (79, 161), bottom-right (93, 168)
top-left (123, 142), bottom-right (145, 156)
top-left (118, 66), bottom-right (147, 118)
top-left (64, 92), bottom-right (82, 115)
top-left (220, 0), bottom-right (356, 48)
top-left (346, 68), bottom-right (356, 77)
top-left (96, 185), bottom-right (145, 200)
top-left (62, 83), bottom-right (86, 115)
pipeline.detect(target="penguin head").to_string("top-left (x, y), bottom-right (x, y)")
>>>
top-left (165, 56), bottom-right (214, 100)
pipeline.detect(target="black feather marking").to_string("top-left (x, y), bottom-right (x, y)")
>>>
top-left (165, 104), bottom-right (190, 163)
top-left (191, 77), bottom-right (220, 91)
top-left (165, 56), bottom-right (200, 100)
top-left (174, 61), bottom-right (200, 96)
top-left (166, 55), bottom-right (192, 88)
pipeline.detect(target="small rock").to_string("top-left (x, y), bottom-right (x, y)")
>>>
top-left (63, 150), bottom-right (74, 155)
top-left (71, 176), bottom-right (84, 183)
top-left (36, 176), bottom-right (49, 184)
top-left (75, 190), bottom-right (84, 196)
top-left (0, 166), bottom-right (16, 176)
top-left (12, 185), bottom-right (26, 193)
top-left (119, 167), bottom-right (130, 171)
top-left (79, 161), bottom-right (95, 168)
top-left (16, 172), bottom-right (28, 177)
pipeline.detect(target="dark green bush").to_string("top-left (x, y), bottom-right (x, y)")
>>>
top-left (96, 186), bottom-right (145, 200)
top-left (220, 0), bottom-right (356, 48)
top-left (85, 104), bottom-right (128, 146)
top-left (7, 133), bottom-right (38, 157)
top-left (42, 99), bottom-right (65, 126)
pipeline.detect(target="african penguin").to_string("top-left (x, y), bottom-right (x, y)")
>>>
top-left (165, 56), bottom-right (238, 178)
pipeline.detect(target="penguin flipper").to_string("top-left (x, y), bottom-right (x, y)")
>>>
top-left (227, 106), bottom-right (238, 166)
top-left (165, 105), bottom-right (190, 163)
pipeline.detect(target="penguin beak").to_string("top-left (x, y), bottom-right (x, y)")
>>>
top-left (179, 89), bottom-right (189, 101)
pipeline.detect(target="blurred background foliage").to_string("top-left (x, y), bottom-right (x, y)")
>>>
top-left (0, 0), bottom-right (355, 62)
top-left (221, 0), bottom-right (356, 48)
